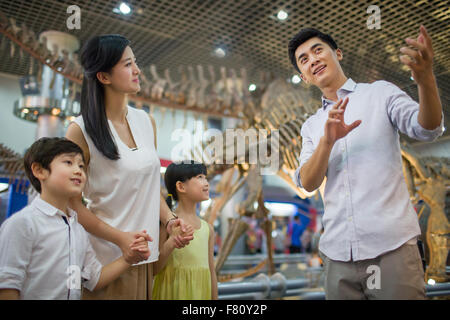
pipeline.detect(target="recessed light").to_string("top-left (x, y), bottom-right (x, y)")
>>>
top-left (214, 47), bottom-right (226, 58)
top-left (120, 2), bottom-right (131, 14)
top-left (249, 84), bottom-right (256, 91)
top-left (277, 10), bottom-right (288, 21)
top-left (113, 2), bottom-right (131, 15)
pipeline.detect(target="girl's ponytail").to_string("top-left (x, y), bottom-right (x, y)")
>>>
top-left (166, 193), bottom-right (174, 211)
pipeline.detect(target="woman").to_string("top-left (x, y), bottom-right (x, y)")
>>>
top-left (66, 34), bottom-right (193, 299)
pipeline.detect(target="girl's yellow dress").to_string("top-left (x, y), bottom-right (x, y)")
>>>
top-left (153, 219), bottom-right (211, 299)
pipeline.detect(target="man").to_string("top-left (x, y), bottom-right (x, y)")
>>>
top-left (288, 26), bottom-right (443, 299)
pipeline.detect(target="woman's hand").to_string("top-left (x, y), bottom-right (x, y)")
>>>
top-left (167, 218), bottom-right (194, 249)
top-left (119, 230), bottom-right (152, 264)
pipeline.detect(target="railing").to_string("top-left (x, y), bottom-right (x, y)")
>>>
top-left (220, 253), bottom-right (311, 275)
top-left (222, 253), bottom-right (309, 266)
top-left (218, 272), bottom-right (450, 300)
top-left (218, 273), bottom-right (312, 300)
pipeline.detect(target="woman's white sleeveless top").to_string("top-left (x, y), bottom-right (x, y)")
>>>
top-left (73, 106), bottom-right (160, 265)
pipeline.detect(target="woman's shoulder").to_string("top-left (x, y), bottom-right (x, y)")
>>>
top-left (127, 105), bottom-right (148, 119)
top-left (66, 119), bottom-right (85, 143)
top-left (66, 116), bottom-right (87, 140)
top-left (66, 119), bottom-right (90, 163)
top-left (128, 106), bottom-right (154, 130)
top-left (69, 115), bottom-right (85, 131)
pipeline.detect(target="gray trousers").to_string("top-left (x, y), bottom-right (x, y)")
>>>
top-left (319, 242), bottom-right (426, 300)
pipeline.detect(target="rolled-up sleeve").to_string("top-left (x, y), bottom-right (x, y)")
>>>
top-left (385, 81), bottom-right (444, 142)
top-left (81, 238), bottom-right (103, 292)
top-left (0, 214), bottom-right (34, 292)
top-left (295, 121), bottom-right (314, 189)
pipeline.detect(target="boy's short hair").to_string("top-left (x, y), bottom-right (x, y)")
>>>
top-left (24, 137), bottom-right (85, 193)
top-left (288, 28), bottom-right (338, 73)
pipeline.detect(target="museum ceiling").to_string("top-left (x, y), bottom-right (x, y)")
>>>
top-left (0, 0), bottom-right (449, 136)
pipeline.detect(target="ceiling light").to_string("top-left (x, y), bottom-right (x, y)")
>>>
top-left (277, 10), bottom-right (288, 21)
top-left (249, 84), bottom-right (256, 91)
top-left (292, 75), bottom-right (301, 84)
top-left (113, 2), bottom-right (131, 15)
top-left (214, 47), bottom-right (226, 58)
top-left (119, 2), bottom-right (131, 14)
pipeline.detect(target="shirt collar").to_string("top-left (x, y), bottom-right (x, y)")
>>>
top-left (321, 78), bottom-right (357, 109)
top-left (32, 196), bottom-right (78, 221)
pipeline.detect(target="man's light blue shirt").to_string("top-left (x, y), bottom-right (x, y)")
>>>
top-left (295, 78), bottom-right (444, 262)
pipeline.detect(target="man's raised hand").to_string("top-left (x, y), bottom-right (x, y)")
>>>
top-left (400, 25), bottom-right (434, 85)
top-left (324, 97), bottom-right (361, 145)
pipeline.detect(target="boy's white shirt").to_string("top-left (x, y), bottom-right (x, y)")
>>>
top-left (0, 196), bottom-right (102, 300)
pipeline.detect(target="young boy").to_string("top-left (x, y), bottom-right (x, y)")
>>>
top-left (0, 137), bottom-right (148, 299)
top-left (288, 26), bottom-right (443, 299)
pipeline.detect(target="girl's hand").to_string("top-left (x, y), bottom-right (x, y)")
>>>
top-left (119, 230), bottom-right (152, 264)
top-left (167, 218), bottom-right (194, 248)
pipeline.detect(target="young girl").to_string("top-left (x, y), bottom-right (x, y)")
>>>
top-left (153, 161), bottom-right (218, 300)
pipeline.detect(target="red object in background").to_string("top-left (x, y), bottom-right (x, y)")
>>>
top-left (160, 159), bottom-right (172, 168)
top-left (308, 207), bottom-right (317, 231)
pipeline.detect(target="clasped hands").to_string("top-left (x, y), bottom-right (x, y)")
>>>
top-left (120, 218), bottom-right (194, 265)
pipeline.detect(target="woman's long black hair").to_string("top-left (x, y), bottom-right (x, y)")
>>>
top-left (80, 34), bottom-right (130, 160)
top-left (164, 160), bottom-right (207, 210)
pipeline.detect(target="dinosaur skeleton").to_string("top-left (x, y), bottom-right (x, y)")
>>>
top-left (401, 143), bottom-right (450, 282)
top-left (0, 13), bottom-right (270, 120)
top-left (0, 143), bottom-right (27, 194)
